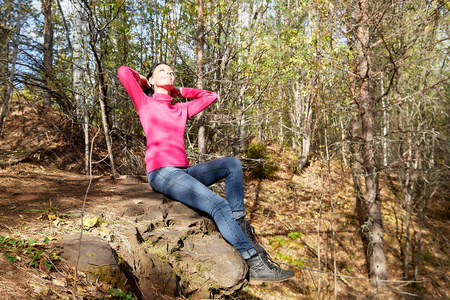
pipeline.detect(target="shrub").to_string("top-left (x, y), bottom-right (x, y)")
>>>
top-left (246, 142), bottom-right (279, 179)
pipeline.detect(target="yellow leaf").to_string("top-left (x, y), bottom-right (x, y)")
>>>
top-left (83, 215), bottom-right (98, 229)
top-left (77, 285), bottom-right (86, 292)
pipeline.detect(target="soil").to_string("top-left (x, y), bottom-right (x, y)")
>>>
top-left (0, 99), bottom-right (448, 299)
top-left (0, 164), bottom-right (123, 299)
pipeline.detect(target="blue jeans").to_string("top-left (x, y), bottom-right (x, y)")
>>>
top-left (147, 157), bottom-right (257, 259)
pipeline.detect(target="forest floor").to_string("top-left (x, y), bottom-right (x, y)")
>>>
top-left (0, 99), bottom-right (449, 299)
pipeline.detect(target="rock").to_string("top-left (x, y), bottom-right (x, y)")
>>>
top-left (116, 175), bottom-right (148, 184)
top-left (121, 204), bottom-right (146, 217)
top-left (166, 201), bottom-right (200, 217)
top-left (59, 183), bottom-right (248, 299)
top-left (109, 184), bottom-right (248, 299)
top-left (175, 235), bottom-right (247, 294)
top-left (54, 234), bottom-right (129, 292)
top-left (116, 227), bottom-right (178, 300)
top-left (139, 204), bottom-right (168, 222)
top-left (56, 234), bottom-right (116, 269)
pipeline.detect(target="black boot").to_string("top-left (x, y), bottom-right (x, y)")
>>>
top-left (236, 218), bottom-right (267, 257)
top-left (246, 253), bottom-right (295, 284)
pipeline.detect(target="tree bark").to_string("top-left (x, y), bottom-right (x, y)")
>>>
top-left (73, 0), bottom-right (85, 118)
top-left (98, 75), bottom-right (116, 177)
top-left (0, 0), bottom-right (22, 135)
top-left (402, 116), bottom-right (414, 279)
top-left (292, 81), bottom-right (312, 170)
top-left (43, 0), bottom-right (53, 106)
top-left (356, 0), bottom-right (387, 286)
top-left (56, 0), bottom-right (73, 89)
top-left (72, 0), bottom-right (89, 173)
top-left (196, 0), bottom-right (206, 162)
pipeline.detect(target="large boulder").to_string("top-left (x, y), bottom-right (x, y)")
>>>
top-left (55, 180), bottom-right (248, 299)
top-left (111, 182), bottom-right (248, 299)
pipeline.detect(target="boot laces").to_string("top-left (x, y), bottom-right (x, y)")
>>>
top-left (244, 222), bottom-right (258, 244)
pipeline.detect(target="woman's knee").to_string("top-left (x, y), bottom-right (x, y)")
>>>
top-left (226, 157), bottom-right (242, 172)
top-left (209, 196), bottom-right (231, 217)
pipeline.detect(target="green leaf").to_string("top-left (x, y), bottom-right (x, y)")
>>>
top-left (288, 231), bottom-right (303, 240)
top-left (4, 253), bottom-right (17, 263)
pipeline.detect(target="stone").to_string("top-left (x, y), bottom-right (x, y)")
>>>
top-left (115, 228), bottom-right (178, 299)
top-left (56, 234), bottom-right (116, 269)
top-left (116, 175), bottom-right (148, 184)
top-left (139, 204), bottom-right (168, 222)
top-left (115, 196), bottom-right (247, 298)
top-left (67, 182), bottom-right (249, 299)
top-left (177, 235), bottom-right (247, 291)
top-left (121, 205), bottom-right (146, 217)
top-left (55, 234), bottom-right (129, 291)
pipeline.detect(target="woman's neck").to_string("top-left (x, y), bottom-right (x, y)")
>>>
top-left (153, 86), bottom-right (170, 95)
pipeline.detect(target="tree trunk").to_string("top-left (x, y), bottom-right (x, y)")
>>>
top-left (292, 81), bottom-right (312, 170)
top-left (85, 2), bottom-right (116, 177)
top-left (257, 103), bottom-right (262, 142)
top-left (414, 193), bottom-right (428, 280)
top-left (402, 116), bottom-right (414, 279)
top-left (72, 0), bottom-right (89, 173)
top-left (356, 0), bottom-right (387, 286)
top-left (56, 0), bottom-right (73, 88)
top-left (234, 84), bottom-right (246, 155)
top-left (98, 75), bottom-right (116, 177)
top-left (196, 0), bottom-right (206, 162)
top-left (73, 0), bottom-right (85, 118)
top-left (43, 0), bottom-right (53, 106)
top-left (381, 72), bottom-right (388, 167)
top-left (0, 0), bottom-right (22, 135)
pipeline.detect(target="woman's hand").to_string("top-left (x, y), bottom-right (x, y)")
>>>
top-left (170, 87), bottom-right (181, 98)
top-left (139, 74), bottom-right (150, 91)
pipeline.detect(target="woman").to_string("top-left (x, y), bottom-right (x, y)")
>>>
top-left (117, 63), bottom-right (294, 284)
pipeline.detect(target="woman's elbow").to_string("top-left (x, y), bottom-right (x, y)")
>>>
top-left (117, 65), bottom-right (128, 77)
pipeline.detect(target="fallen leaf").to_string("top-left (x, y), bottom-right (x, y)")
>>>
top-left (52, 278), bottom-right (66, 287)
top-left (77, 285), bottom-right (87, 292)
top-left (83, 214), bottom-right (98, 229)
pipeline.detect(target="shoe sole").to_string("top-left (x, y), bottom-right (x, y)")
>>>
top-left (248, 274), bottom-right (295, 285)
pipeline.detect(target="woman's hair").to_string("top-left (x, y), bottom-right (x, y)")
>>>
top-left (144, 61), bottom-right (170, 96)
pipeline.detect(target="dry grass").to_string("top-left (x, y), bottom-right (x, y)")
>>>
top-left (232, 144), bottom-right (449, 299)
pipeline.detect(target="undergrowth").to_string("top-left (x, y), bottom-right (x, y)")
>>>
top-left (0, 235), bottom-right (55, 270)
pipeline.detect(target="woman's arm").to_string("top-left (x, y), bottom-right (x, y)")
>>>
top-left (139, 74), bottom-right (150, 90)
top-left (181, 88), bottom-right (218, 119)
top-left (117, 66), bottom-right (147, 112)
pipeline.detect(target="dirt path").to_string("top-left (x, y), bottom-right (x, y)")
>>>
top-left (0, 163), bottom-right (137, 299)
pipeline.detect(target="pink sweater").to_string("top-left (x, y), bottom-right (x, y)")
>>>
top-left (118, 66), bottom-right (217, 173)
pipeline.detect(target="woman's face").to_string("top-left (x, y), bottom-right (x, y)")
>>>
top-left (149, 64), bottom-right (175, 92)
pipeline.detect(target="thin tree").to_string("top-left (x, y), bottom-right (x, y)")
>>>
top-left (84, 0), bottom-right (117, 176)
top-left (0, 0), bottom-right (22, 135)
top-left (196, 0), bottom-right (206, 162)
top-left (354, 0), bottom-right (387, 286)
top-left (72, 0), bottom-right (90, 173)
top-left (42, 0), bottom-right (53, 106)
